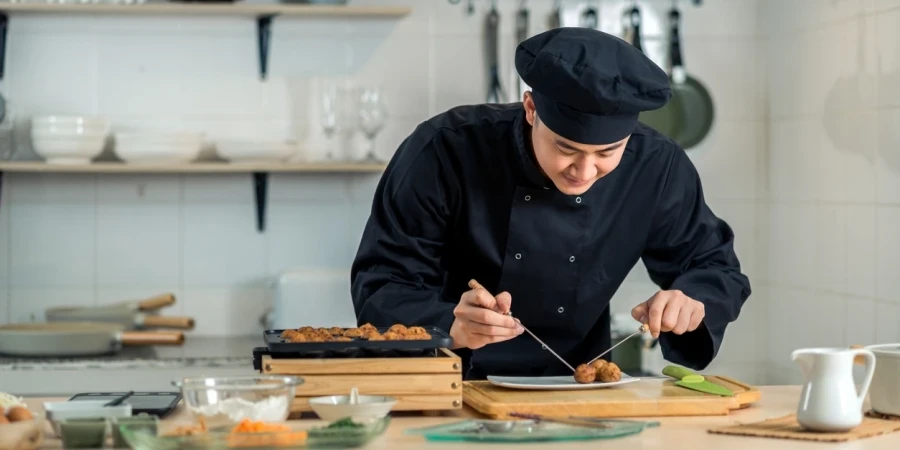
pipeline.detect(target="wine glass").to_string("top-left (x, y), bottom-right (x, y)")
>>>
top-left (357, 87), bottom-right (388, 163)
top-left (320, 83), bottom-right (342, 160)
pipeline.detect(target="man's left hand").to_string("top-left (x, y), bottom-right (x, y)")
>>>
top-left (631, 290), bottom-right (705, 339)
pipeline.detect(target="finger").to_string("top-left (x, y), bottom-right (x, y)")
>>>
top-left (467, 333), bottom-right (517, 349)
top-left (495, 291), bottom-right (512, 314)
top-left (660, 298), bottom-right (681, 333)
top-left (463, 288), bottom-right (499, 310)
top-left (458, 306), bottom-right (518, 328)
top-left (688, 305), bottom-right (705, 331)
top-left (647, 293), bottom-right (668, 338)
top-left (631, 302), bottom-right (648, 323)
top-left (461, 321), bottom-right (523, 337)
top-left (672, 304), bottom-right (693, 335)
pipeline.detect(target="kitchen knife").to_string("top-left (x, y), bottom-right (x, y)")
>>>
top-left (662, 365), bottom-right (734, 397)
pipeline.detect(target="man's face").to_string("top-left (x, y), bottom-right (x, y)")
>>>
top-left (523, 92), bottom-right (629, 196)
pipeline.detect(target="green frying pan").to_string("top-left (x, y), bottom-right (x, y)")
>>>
top-left (665, 7), bottom-right (714, 149)
top-left (625, 6), bottom-right (684, 139)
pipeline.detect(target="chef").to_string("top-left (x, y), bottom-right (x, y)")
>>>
top-left (350, 27), bottom-right (751, 380)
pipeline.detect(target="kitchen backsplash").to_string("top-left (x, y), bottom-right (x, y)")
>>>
top-left (0, 0), bottom-right (768, 381)
top-left (758, 0), bottom-right (900, 384)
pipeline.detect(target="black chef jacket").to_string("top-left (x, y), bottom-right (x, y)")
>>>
top-left (350, 102), bottom-right (751, 380)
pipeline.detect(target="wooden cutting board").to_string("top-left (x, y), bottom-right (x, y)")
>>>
top-left (463, 375), bottom-right (760, 419)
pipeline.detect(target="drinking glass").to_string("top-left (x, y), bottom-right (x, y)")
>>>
top-left (357, 87), bottom-right (388, 163)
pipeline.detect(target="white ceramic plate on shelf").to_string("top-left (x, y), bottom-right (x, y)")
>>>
top-left (487, 373), bottom-right (641, 390)
top-left (215, 139), bottom-right (302, 163)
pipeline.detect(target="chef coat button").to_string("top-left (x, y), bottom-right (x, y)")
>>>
top-left (524, 195), bottom-right (531, 201)
top-left (542, 345), bottom-right (548, 350)
top-left (569, 256), bottom-right (575, 262)
top-left (558, 306), bottom-right (565, 313)
top-left (515, 253), bottom-right (522, 259)
top-left (543, 187), bottom-right (550, 190)
top-left (575, 197), bottom-right (582, 203)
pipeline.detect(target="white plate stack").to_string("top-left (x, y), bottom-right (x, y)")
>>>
top-left (113, 132), bottom-right (204, 164)
top-left (215, 139), bottom-right (303, 164)
top-left (30, 116), bottom-right (111, 165)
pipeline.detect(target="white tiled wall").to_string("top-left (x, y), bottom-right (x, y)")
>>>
top-left (759, 0), bottom-right (900, 384)
top-left (0, 0), bottom-right (767, 380)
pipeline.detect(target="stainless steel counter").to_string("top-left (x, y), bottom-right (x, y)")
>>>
top-left (0, 336), bottom-right (261, 396)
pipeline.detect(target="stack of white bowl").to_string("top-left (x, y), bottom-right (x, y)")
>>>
top-left (30, 116), bottom-right (111, 164)
top-left (113, 132), bottom-right (204, 164)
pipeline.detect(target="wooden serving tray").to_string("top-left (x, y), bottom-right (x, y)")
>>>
top-left (259, 348), bottom-right (463, 414)
top-left (463, 375), bottom-right (760, 419)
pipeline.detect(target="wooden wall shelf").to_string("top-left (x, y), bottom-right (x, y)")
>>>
top-left (0, 160), bottom-right (387, 233)
top-left (0, 161), bottom-right (387, 174)
top-left (0, 1), bottom-right (412, 79)
top-left (0, 3), bottom-right (412, 17)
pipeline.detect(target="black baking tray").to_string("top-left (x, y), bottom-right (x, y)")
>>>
top-left (262, 326), bottom-right (453, 358)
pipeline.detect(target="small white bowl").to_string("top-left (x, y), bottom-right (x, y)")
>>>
top-left (308, 388), bottom-right (396, 422)
top-left (42, 400), bottom-right (131, 436)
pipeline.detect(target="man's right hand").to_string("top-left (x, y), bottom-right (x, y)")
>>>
top-left (449, 286), bottom-right (524, 350)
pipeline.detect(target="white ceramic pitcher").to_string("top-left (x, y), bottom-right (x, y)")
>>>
top-left (792, 347), bottom-right (876, 432)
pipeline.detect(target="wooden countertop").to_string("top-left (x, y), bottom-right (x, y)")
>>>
top-left (21, 385), bottom-right (900, 449)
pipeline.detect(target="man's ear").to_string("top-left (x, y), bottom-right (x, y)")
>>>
top-left (523, 91), bottom-right (537, 126)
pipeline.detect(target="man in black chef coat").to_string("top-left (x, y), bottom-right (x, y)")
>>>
top-left (349, 27), bottom-right (751, 380)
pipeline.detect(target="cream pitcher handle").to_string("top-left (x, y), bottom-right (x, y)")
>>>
top-left (850, 348), bottom-right (876, 409)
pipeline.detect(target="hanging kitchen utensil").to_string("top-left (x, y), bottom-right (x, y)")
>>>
top-left (0, 322), bottom-right (184, 357)
top-left (664, 5), bottom-right (714, 149)
top-left (45, 306), bottom-right (195, 331)
top-left (485, 1), bottom-right (506, 103)
top-left (515, 0), bottom-right (529, 99)
top-left (631, 4), bottom-right (685, 141)
top-left (580, 0), bottom-right (599, 29)
top-left (548, 0), bottom-right (562, 29)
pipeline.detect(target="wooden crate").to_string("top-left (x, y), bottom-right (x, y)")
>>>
top-left (259, 348), bottom-right (463, 414)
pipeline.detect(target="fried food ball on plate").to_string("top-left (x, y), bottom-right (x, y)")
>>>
top-left (589, 359), bottom-right (608, 370)
top-left (383, 331), bottom-right (404, 340)
top-left (359, 323), bottom-right (377, 332)
top-left (596, 362), bottom-right (622, 382)
top-left (574, 364), bottom-right (596, 384)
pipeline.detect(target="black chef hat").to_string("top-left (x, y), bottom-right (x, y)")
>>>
top-left (515, 27), bottom-right (672, 145)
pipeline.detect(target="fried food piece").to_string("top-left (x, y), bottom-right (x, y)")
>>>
top-left (596, 361), bottom-right (622, 382)
top-left (281, 330), bottom-right (308, 342)
top-left (388, 324), bottom-right (407, 334)
top-left (298, 326), bottom-right (314, 333)
top-left (359, 323), bottom-right (377, 332)
top-left (574, 364), bottom-right (596, 384)
top-left (382, 330), bottom-right (405, 340)
top-left (367, 334), bottom-right (385, 341)
top-left (589, 359), bottom-right (607, 370)
top-left (328, 327), bottom-right (344, 335)
top-left (406, 326), bottom-right (428, 335)
top-left (333, 337), bottom-right (352, 342)
top-left (403, 332), bottom-right (431, 340)
top-left (343, 328), bottom-right (365, 338)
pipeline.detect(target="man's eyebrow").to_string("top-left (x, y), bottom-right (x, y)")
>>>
top-left (555, 139), bottom-right (625, 153)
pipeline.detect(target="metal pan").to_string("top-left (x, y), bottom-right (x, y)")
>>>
top-left (627, 6), bottom-right (685, 140)
top-left (664, 6), bottom-right (714, 149)
top-left (45, 306), bottom-right (195, 331)
top-left (102, 293), bottom-right (176, 313)
top-left (0, 322), bottom-right (184, 357)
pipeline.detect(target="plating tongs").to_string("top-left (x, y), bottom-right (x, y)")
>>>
top-left (468, 280), bottom-right (576, 373)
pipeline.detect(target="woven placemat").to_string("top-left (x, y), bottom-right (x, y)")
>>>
top-left (867, 410), bottom-right (900, 421)
top-left (708, 413), bottom-right (900, 442)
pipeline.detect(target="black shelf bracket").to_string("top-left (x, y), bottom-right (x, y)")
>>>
top-left (257, 14), bottom-right (276, 80)
top-left (253, 172), bottom-right (268, 233)
top-left (0, 13), bottom-right (8, 80)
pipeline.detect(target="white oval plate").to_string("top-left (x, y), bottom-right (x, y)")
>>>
top-left (487, 373), bottom-right (641, 390)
